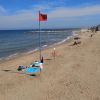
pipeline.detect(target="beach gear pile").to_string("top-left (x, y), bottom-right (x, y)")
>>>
top-left (17, 61), bottom-right (43, 75)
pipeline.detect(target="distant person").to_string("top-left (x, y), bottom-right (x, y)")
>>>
top-left (95, 26), bottom-right (99, 32)
top-left (52, 48), bottom-right (56, 59)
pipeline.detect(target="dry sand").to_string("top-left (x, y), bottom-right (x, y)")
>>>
top-left (0, 31), bottom-right (100, 100)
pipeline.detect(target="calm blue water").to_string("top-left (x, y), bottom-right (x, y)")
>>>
top-left (0, 29), bottom-right (77, 60)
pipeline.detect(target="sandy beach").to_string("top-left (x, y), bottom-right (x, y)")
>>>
top-left (0, 30), bottom-right (100, 100)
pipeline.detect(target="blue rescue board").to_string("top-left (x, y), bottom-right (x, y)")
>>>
top-left (23, 67), bottom-right (41, 74)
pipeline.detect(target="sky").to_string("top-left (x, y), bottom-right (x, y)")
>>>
top-left (0, 0), bottom-right (100, 30)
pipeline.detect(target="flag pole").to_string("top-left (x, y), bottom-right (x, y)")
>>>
top-left (39, 11), bottom-right (41, 62)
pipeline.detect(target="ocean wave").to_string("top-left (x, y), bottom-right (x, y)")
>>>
top-left (0, 53), bottom-right (19, 62)
top-left (27, 30), bottom-right (72, 34)
top-left (26, 48), bottom-right (39, 54)
top-left (0, 57), bottom-right (4, 61)
top-left (42, 45), bottom-right (48, 48)
top-left (0, 35), bottom-right (74, 62)
top-left (0, 29), bottom-right (76, 62)
top-left (72, 29), bottom-right (81, 36)
top-left (5, 53), bottom-right (19, 60)
top-left (55, 35), bottom-right (73, 45)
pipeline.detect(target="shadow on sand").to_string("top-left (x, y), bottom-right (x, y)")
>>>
top-left (1, 69), bottom-right (36, 76)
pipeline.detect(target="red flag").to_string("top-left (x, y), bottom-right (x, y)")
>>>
top-left (39, 13), bottom-right (47, 21)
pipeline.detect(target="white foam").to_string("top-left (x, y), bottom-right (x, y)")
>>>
top-left (27, 48), bottom-right (39, 54)
top-left (0, 58), bottom-right (3, 61)
top-left (29, 30), bottom-right (71, 34)
top-left (48, 36), bottom-right (71, 48)
top-left (5, 53), bottom-right (18, 60)
top-left (42, 45), bottom-right (48, 48)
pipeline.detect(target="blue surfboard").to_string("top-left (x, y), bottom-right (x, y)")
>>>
top-left (23, 67), bottom-right (41, 74)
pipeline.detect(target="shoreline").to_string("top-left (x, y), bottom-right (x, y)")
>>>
top-left (0, 30), bottom-right (76, 64)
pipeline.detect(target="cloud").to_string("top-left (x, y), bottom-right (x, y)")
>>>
top-left (0, 4), bottom-right (100, 29)
top-left (0, 5), bottom-right (6, 14)
top-left (48, 5), bottom-right (100, 18)
top-left (32, 4), bottom-right (52, 11)
top-left (0, 12), bottom-right (35, 29)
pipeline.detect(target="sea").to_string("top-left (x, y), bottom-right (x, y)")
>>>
top-left (0, 29), bottom-right (80, 61)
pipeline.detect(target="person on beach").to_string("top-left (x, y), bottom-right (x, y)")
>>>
top-left (95, 26), bottom-right (99, 32)
top-left (52, 48), bottom-right (56, 58)
top-left (73, 37), bottom-right (81, 45)
top-left (41, 56), bottom-right (44, 63)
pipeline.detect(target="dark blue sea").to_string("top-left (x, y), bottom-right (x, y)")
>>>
top-left (0, 29), bottom-right (78, 61)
